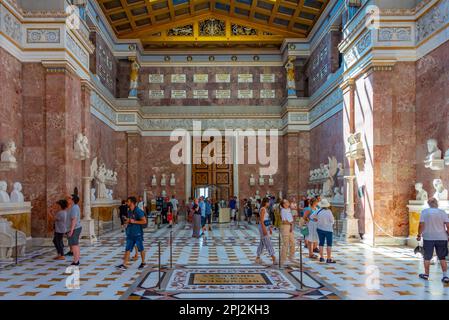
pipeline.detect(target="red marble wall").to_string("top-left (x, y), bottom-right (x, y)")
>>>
top-left (0, 48), bottom-right (24, 195)
top-left (415, 40), bottom-right (449, 194)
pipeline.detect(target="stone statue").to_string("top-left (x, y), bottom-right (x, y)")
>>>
top-left (81, 135), bottom-right (90, 159)
top-left (74, 134), bottom-right (89, 160)
top-left (95, 163), bottom-right (108, 199)
top-left (151, 174), bottom-right (157, 187)
top-left (255, 190), bottom-right (261, 200)
top-left (161, 174), bottom-right (167, 186)
top-left (424, 139), bottom-right (442, 168)
top-left (249, 174), bottom-right (255, 186)
top-left (433, 179), bottom-right (448, 201)
top-left (444, 149), bottom-right (449, 166)
top-left (415, 183), bottom-right (428, 201)
top-left (128, 58), bottom-right (140, 98)
top-left (170, 173), bottom-right (175, 186)
top-left (10, 182), bottom-right (24, 203)
top-left (0, 181), bottom-right (10, 203)
top-left (90, 188), bottom-right (96, 202)
top-left (161, 190), bottom-right (167, 197)
top-left (112, 171), bottom-right (117, 183)
top-left (285, 56), bottom-right (296, 97)
top-left (269, 175), bottom-right (274, 186)
top-left (332, 187), bottom-right (344, 203)
top-left (337, 163), bottom-right (344, 177)
top-left (1, 140), bottom-right (17, 163)
top-left (259, 175), bottom-right (265, 186)
top-left (322, 156), bottom-right (338, 197)
top-left (107, 189), bottom-right (113, 200)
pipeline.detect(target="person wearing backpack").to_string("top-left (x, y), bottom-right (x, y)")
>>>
top-left (116, 196), bottom-right (147, 271)
top-left (313, 198), bottom-right (336, 264)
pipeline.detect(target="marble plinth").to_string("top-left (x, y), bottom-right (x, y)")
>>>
top-left (425, 159), bottom-right (444, 171)
top-left (340, 217), bottom-right (359, 242)
top-left (81, 219), bottom-right (97, 244)
top-left (0, 162), bottom-right (17, 171)
top-left (219, 208), bottom-right (231, 223)
top-left (0, 202), bottom-right (32, 239)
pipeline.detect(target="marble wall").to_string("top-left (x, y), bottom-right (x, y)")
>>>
top-left (415, 40), bottom-right (449, 194)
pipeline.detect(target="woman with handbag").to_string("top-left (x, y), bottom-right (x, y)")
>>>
top-left (304, 197), bottom-right (320, 259)
top-left (255, 197), bottom-right (276, 265)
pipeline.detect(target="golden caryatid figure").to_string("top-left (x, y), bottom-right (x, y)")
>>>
top-left (128, 58), bottom-right (140, 98)
top-left (285, 56), bottom-right (296, 97)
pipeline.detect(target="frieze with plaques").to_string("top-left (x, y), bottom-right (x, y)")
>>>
top-left (171, 90), bottom-right (187, 99)
top-left (193, 90), bottom-right (209, 99)
top-left (215, 74), bottom-right (231, 83)
top-left (171, 74), bottom-right (186, 83)
top-left (167, 24), bottom-right (193, 36)
top-left (149, 74), bottom-right (164, 83)
top-left (194, 74), bottom-right (209, 83)
top-left (149, 90), bottom-right (165, 99)
top-left (238, 74), bottom-right (253, 83)
top-left (260, 74), bottom-right (275, 83)
top-left (260, 90), bottom-right (276, 99)
top-left (215, 90), bottom-right (231, 99)
top-left (238, 90), bottom-right (253, 99)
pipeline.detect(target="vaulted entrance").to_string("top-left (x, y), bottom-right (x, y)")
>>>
top-left (191, 137), bottom-right (233, 201)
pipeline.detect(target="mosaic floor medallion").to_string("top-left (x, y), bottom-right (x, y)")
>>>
top-left (122, 265), bottom-right (342, 300)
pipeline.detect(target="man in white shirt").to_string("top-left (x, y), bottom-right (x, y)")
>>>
top-left (170, 195), bottom-right (179, 225)
top-left (280, 199), bottom-right (295, 265)
top-left (417, 197), bottom-right (449, 283)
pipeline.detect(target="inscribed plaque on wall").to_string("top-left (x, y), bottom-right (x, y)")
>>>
top-left (215, 74), bottom-right (231, 83)
top-left (238, 74), bottom-right (253, 83)
top-left (149, 90), bottom-right (164, 99)
top-left (260, 89), bottom-right (276, 98)
top-left (149, 74), bottom-right (164, 83)
top-left (171, 90), bottom-right (187, 99)
top-left (238, 90), bottom-right (253, 98)
top-left (193, 90), bottom-right (209, 99)
top-left (194, 74), bottom-right (209, 83)
top-left (215, 90), bottom-right (231, 99)
top-left (171, 74), bottom-right (186, 83)
top-left (260, 74), bottom-right (275, 83)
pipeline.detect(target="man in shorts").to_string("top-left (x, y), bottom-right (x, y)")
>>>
top-left (417, 197), bottom-right (449, 283)
top-left (66, 194), bottom-right (82, 266)
top-left (116, 196), bottom-right (147, 270)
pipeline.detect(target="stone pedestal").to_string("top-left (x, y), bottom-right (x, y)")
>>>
top-left (91, 199), bottom-right (121, 234)
top-left (81, 219), bottom-right (97, 244)
top-left (219, 208), bottom-right (231, 223)
top-left (341, 217), bottom-right (359, 241)
top-left (0, 202), bottom-right (32, 239)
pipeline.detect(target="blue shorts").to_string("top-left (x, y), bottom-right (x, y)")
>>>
top-left (125, 235), bottom-right (144, 252)
top-left (317, 229), bottom-right (333, 247)
top-left (201, 216), bottom-right (206, 227)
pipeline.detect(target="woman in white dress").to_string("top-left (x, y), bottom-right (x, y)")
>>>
top-left (304, 197), bottom-right (319, 259)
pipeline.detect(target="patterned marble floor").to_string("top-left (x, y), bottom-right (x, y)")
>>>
top-left (0, 222), bottom-right (448, 300)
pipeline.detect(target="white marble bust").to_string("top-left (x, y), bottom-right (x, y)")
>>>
top-left (10, 182), bottom-right (24, 203)
top-left (424, 139), bottom-right (442, 168)
top-left (433, 179), bottom-right (448, 201)
top-left (332, 187), bottom-right (344, 203)
top-left (90, 188), bottom-right (96, 202)
top-left (255, 190), bottom-right (261, 200)
top-left (415, 183), bottom-right (428, 201)
top-left (161, 190), bottom-right (167, 197)
top-left (151, 174), bottom-right (157, 186)
top-left (161, 174), bottom-right (167, 186)
top-left (170, 173), bottom-right (176, 186)
top-left (1, 140), bottom-right (17, 163)
top-left (269, 175), bottom-right (274, 186)
top-left (259, 175), bottom-right (265, 186)
top-left (249, 174), bottom-right (255, 186)
top-left (0, 181), bottom-right (10, 203)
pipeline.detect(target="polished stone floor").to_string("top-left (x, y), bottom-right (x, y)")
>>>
top-left (0, 222), bottom-right (448, 300)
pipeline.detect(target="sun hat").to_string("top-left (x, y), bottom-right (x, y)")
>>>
top-left (318, 198), bottom-right (331, 208)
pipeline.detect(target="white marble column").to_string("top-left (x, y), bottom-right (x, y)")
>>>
top-left (81, 176), bottom-right (97, 243)
top-left (342, 175), bottom-right (359, 240)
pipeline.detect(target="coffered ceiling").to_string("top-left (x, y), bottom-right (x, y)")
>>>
top-left (95, 0), bottom-right (329, 50)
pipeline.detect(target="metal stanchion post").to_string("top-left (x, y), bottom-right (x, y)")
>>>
top-left (299, 239), bottom-right (303, 289)
top-left (15, 230), bottom-right (18, 265)
top-left (158, 241), bottom-right (161, 289)
top-left (112, 211), bottom-right (114, 232)
top-left (97, 214), bottom-right (100, 239)
top-left (278, 229), bottom-right (281, 269)
top-left (170, 231), bottom-right (173, 269)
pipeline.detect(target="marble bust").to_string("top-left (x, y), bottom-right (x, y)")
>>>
top-left (415, 183), bottom-right (428, 201)
top-left (433, 179), bottom-right (448, 201)
top-left (170, 173), bottom-right (175, 186)
top-left (259, 175), bottom-right (265, 186)
top-left (10, 182), bottom-right (24, 203)
top-left (161, 174), bottom-right (167, 186)
top-left (249, 174), bottom-right (255, 186)
top-left (255, 190), bottom-right (261, 200)
top-left (424, 139), bottom-right (442, 168)
top-left (268, 175), bottom-right (274, 186)
top-left (161, 190), bottom-right (167, 197)
top-left (1, 140), bottom-right (17, 163)
top-left (90, 188), bottom-right (96, 202)
top-left (332, 187), bottom-right (344, 203)
top-left (0, 181), bottom-right (10, 203)
top-left (151, 174), bottom-right (157, 186)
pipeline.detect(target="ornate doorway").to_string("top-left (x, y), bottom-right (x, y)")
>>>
top-left (191, 137), bottom-right (233, 201)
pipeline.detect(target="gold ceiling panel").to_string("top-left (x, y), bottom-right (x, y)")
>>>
top-left (96, 0), bottom-right (329, 49)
